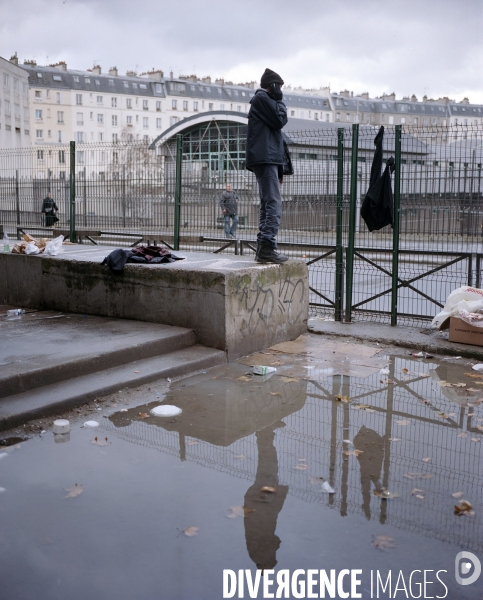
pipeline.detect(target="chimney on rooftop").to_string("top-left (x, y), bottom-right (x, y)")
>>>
top-left (170, 70), bottom-right (173, 80)
top-left (51, 61), bottom-right (67, 71)
top-left (215, 78), bottom-right (224, 86)
top-left (126, 70), bottom-right (137, 77)
top-left (109, 66), bottom-right (118, 77)
top-left (201, 76), bottom-right (211, 84)
top-left (10, 52), bottom-right (18, 66)
top-left (460, 97), bottom-right (470, 104)
top-left (359, 92), bottom-right (369, 100)
top-left (92, 65), bottom-right (101, 75)
top-left (140, 69), bottom-right (164, 81)
top-left (411, 94), bottom-right (418, 102)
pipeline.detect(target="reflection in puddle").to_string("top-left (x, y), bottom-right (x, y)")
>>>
top-left (105, 352), bottom-right (483, 570)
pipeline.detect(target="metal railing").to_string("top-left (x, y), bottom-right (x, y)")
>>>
top-left (1, 124), bottom-right (482, 325)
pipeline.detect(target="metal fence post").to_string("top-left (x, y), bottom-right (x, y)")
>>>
top-left (15, 170), bottom-right (20, 226)
top-left (69, 141), bottom-right (76, 243)
top-left (391, 125), bottom-right (402, 326)
top-left (174, 134), bottom-right (182, 251)
top-left (345, 124), bottom-right (359, 322)
top-left (335, 128), bottom-right (344, 322)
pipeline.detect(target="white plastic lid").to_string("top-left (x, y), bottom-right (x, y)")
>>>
top-left (150, 405), bottom-right (182, 417)
top-left (84, 420), bottom-right (99, 427)
top-left (53, 419), bottom-right (70, 434)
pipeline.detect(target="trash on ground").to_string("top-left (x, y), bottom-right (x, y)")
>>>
top-left (91, 437), bottom-right (109, 446)
top-left (379, 367), bottom-right (389, 375)
top-left (150, 405), bottom-right (182, 417)
top-left (64, 484), bottom-right (83, 499)
top-left (472, 364), bottom-right (483, 371)
top-left (182, 526), bottom-right (199, 537)
top-left (253, 366), bottom-right (277, 375)
top-left (83, 421), bottom-right (99, 428)
top-left (452, 491), bottom-right (464, 499)
top-left (226, 506), bottom-right (251, 519)
top-left (432, 286), bottom-right (483, 330)
top-left (138, 413), bottom-right (149, 419)
top-left (320, 481), bottom-right (335, 494)
top-left (237, 375), bottom-right (252, 382)
top-left (413, 352), bottom-right (433, 358)
top-left (53, 419), bottom-right (70, 434)
top-left (260, 486), bottom-right (277, 493)
top-left (373, 489), bottom-right (399, 499)
top-left (336, 394), bottom-right (350, 403)
top-left (373, 535), bottom-right (395, 550)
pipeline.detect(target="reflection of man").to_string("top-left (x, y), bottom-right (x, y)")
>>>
top-left (243, 423), bottom-right (288, 570)
top-left (219, 184), bottom-right (238, 239)
top-left (353, 425), bottom-right (384, 520)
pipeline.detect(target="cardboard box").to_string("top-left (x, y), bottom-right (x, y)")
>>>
top-left (449, 317), bottom-right (483, 346)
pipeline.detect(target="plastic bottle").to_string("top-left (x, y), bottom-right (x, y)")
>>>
top-left (3, 232), bottom-right (9, 253)
top-left (6, 309), bottom-right (25, 318)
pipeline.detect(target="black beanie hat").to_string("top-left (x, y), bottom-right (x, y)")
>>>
top-left (260, 68), bottom-right (284, 88)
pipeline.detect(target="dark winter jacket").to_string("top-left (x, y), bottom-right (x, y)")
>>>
top-left (219, 190), bottom-right (238, 215)
top-left (245, 89), bottom-right (288, 170)
top-left (360, 126), bottom-right (395, 232)
top-left (41, 196), bottom-right (58, 214)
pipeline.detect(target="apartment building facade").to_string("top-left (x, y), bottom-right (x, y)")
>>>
top-left (0, 54), bottom-right (31, 149)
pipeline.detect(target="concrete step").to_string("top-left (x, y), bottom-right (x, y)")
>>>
top-left (0, 316), bottom-right (198, 398)
top-left (0, 344), bottom-right (226, 431)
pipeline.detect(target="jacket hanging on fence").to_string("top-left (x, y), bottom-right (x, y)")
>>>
top-left (102, 246), bottom-right (184, 274)
top-left (360, 126), bottom-right (395, 232)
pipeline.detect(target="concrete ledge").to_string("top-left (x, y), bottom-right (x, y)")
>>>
top-left (1, 247), bottom-right (309, 360)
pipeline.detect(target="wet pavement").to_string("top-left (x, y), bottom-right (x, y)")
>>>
top-left (0, 336), bottom-right (482, 599)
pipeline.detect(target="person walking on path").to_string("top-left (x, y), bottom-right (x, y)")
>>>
top-left (41, 192), bottom-right (59, 227)
top-left (246, 68), bottom-right (288, 264)
top-left (219, 184), bottom-right (239, 239)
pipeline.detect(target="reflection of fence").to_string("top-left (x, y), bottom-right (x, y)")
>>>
top-left (100, 354), bottom-right (483, 553)
top-left (1, 125), bottom-right (482, 325)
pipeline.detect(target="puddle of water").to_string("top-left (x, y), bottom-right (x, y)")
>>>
top-left (0, 355), bottom-right (482, 599)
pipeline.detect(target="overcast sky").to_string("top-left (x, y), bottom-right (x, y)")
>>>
top-left (2, 0), bottom-right (482, 103)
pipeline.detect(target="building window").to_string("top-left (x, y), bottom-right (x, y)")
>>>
top-left (75, 132), bottom-right (84, 142)
top-left (156, 118), bottom-right (162, 128)
top-left (314, 112), bottom-right (318, 120)
top-left (36, 129), bottom-right (43, 139)
top-left (156, 101), bottom-right (161, 111)
top-left (98, 132), bottom-right (103, 141)
top-left (97, 96), bottom-right (103, 104)
top-left (183, 101), bottom-right (188, 111)
top-left (112, 97), bottom-right (117, 107)
top-left (237, 105), bottom-right (242, 112)
top-left (56, 92), bottom-right (61, 104)
top-left (76, 94), bottom-right (83, 105)
top-left (57, 130), bottom-right (63, 143)
top-left (143, 135), bottom-right (149, 143)
top-left (143, 100), bottom-right (149, 110)
top-left (192, 101), bottom-right (198, 112)
top-left (37, 150), bottom-right (44, 161)
top-left (97, 114), bottom-right (104, 124)
top-left (126, 98), bottom-right (132, 109)
top-left (220, 104), bottom-right (225, 110)
top-left (22, 82), bottom-right (28, 96)
top-left (48, 130), bottom-right (52, 137)
top-left (57, 111), bottom-right (64, 124)
top-left (172, 99), bottom-right (177, 110)
top-left (3, 73), bottom-right (9, 87)
top-left (126, 116), bottom-right (132, 124)
top-left (13, 78), bottom-right (19, 93)
top-left (208, 103), bottom-right (213, 110)
top-left (290, 110), bottom-right (295, 117)
top-left (170, 116), bottom-right (178, 126)
top-left (112, 115), bottom-right (118, 126)
top-left (35, 109), bottom-right (42, 120)
top-left (336, 113), bottom-right (340, 121)
top-left (112, 133), bottom-right (118, 142)
top-left (35, 90), bottom-right (42, 99)
top-left (401, 117), bottom-right (406, 124)
top-left (23, 107), bottom-right (29, 120)
top-left (388, 116), bottom-right (394, 124)
top-left (59, 150), bottom-right (65, 163)
top-left (90, 112), bottom-right (94, 120)
top-left (77, 151), bottom-right (84, 164)
top-left (77, 112), bottom-right (84, 125)
top-left (143, 117), bottom-right (149, 128)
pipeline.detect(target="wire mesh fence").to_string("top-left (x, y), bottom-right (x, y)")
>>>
top-left (0, 123), bottom-right (482, 325)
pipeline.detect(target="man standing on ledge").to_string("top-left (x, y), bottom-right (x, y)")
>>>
top-left (246, 68), bottom-right (288, 264)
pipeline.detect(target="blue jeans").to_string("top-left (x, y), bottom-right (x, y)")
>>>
top-left (252, 164), bottom-right (281, 247)
top-left (224, 213), bottom-right (238, 237)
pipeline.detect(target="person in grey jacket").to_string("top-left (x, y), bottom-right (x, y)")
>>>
top-left (246, 68), bottom-right (288, 264)
top-left (219, 184), bottom-right (239, 238)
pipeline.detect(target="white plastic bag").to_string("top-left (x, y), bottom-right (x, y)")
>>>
top-left (431, 286), bottom-right (483, 329)
top-left (25, 242), bottom-right (40, 255)
top-left (44, 235), bottom-right (64, 256)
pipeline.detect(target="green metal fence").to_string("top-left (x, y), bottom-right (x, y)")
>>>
top-left (1, 123), bottom-right (482, 326)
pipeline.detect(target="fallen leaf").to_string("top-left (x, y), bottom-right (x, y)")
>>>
top-left (345, 449), bottom-right (363, 456)
top-left (401, 368), bottom-right (409, 374)
top-left (138, 412), bottom-right (149, 419)
top-left (436, 412), bottom-right (449, 419)
top-left (471, 438), bottom-right (481, 443)
top-left (91, 437), bottom-right (109, 446)
top-left (452, 492), bottom-right (464, 499)
top-left (467, 389), bottom-right (480, 392)
top-left (403, 472), bottom-right (428, 480)
top-left (454, 500), bottom-right (473, 516)
top-left (464, 372), bottom-right (483, 379)
top-left (64, 484), bottom-right (83, 499)
top-left (396, 419), bottom-right (411, 426)
top-left (419, 373), bottom-right (431, 378)
top-left (183, 526), bottom-right (199, 537)
top-left (412, 488), bottom-right (425, 495)
top-left (120, 408), bottom-right (128, 412)
top-left (381, 379), bottom-right (395, 385)
top-left (439, 381), bottom-right (453, 388)
top-left (352, 403), bottom-right (375, 412)
top-left (235, 454), bottom-right (246, 460)
top-left (343, 439), bottom-right (353, 444)
top-left (270, 360), bottom-right (284, 366)
top-left (422, 457), bottom-right (432, 462)
top-left (187, 440), bottom-right (199, 446)
top-left (373, 489), bottom-right (400, 499)
top-left (237, 375), bottom-right (252, 382)
top-left (373, 535), bottom-right (395, 551)
top-left (134, 370), bottom-right (140, 374)
top-left (211, 377), bottom-right (217, 380)
top-left (476, 426), bottom-right (483, 432)
top-left (294, 464), bottom-right (309, 470)
top-left (260, 486), bottom-right (277, 493)
top-left (269, 392), bottom-right (281, 396)
top-left (336, 394), bottom-right (350, 403)
top-left (280, 377), bottom-right (299, 383)
top-left (457, 432), bottom-right (468, 438)
top-left (389, 437), bottom-right (401, 442)
top-left (454, 383), bottom-right (467, 388)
